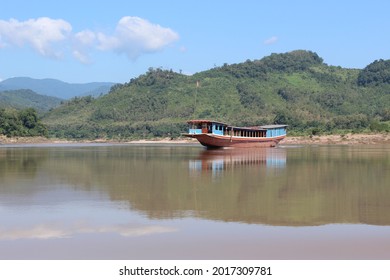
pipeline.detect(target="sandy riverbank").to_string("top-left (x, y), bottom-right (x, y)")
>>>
top-left (0, 135), bottom-right (197, 145)
top-left (1, 133), bottom-right (390, 146)
top-left (279, 133), bottom-right (390, 145)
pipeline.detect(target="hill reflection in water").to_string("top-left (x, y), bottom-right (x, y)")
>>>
top-left (1, 144), bottom-right (390, 259)
top-left (1, 144), bottom-right (389, 226)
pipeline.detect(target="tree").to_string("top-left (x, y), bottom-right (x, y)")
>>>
top-left (19, 108), bottom-right (38, 129)
top-left (260, 50), bottom-right (323, 72)
top-left (358, 59), bottom-right (390, 86)
top-left (0, 108), bottom-right (47, 137)
top-left (236, 83), bottom-right (264, 110)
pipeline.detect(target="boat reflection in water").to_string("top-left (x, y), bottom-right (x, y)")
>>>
top-left (189, 148), bottom-right (286, 177)
top-left (2, 145), bottom-right (390, 259)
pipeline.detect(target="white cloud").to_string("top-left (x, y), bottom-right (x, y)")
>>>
top-left (97, 16), bottom-right (179, 59)
top-left (0, 17), bottom-right (72, 58)
top-left (72, 50), bottom-right (92, 64)
top-left (72, 30), bottom-right (97, 63)
top-left (75, 29), bottom-right (96, 46)
top-left (0, 223), bottom-right (177, 240)
top-left (0, 16), bottom-right (179, 63)
top-left (264, 36), bottom-right (278, 45)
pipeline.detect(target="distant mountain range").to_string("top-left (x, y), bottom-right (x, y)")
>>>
top-left (0, 77), bottom-right (116, 99)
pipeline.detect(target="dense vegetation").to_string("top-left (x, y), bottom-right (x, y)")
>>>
top-left (39, 50), bottom-right (390, 139)
top-left (357, 59), bottom-right (390, 86)
top-left (0, 108), bottom-right (48, 137)
top-left (0, 89), bottom-right (62, 113)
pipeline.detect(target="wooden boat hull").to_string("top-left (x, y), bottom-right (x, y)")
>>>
top-left (184, 133), bottom-right (285, 148)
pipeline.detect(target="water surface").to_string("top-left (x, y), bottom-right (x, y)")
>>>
top-left (1, 144), bottom-right (389, 259)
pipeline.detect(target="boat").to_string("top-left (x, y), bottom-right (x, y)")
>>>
top-left (183, 119), bottom-right (287, 148)
top-left (189, 148), bottom-right (286, 175)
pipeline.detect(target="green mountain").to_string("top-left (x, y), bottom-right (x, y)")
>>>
top-left (0, 89), bottom-right (63, 113)
top-left (0, 77), bottom-right (115, 99)
top-left (43, 50), bottom-right (390, 139)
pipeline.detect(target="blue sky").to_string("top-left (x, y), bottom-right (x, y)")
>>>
top-left (1, 0), bottom-right (389, 83)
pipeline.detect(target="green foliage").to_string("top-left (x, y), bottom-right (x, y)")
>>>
top-left (0, 89), bottom-right (62, 113)
top-left (131, 67), bottom-right (180, 88)
top-left (42, 50), bottom-right (390, 139)
top-left (0, 108), bottom-right (48, 137)
top-left (369, 120), bottom-right (390, 132)
top-left (317, 91), bottom-right (345, 112)
top-left (358, 59), bottom-right (390, 86)
top-left (259, 50), bottom-right (323, 72)
top-left (218, 60), bottom-right (267, 79)
top-left (236, 83), bottom-right (264, 111)
top-left (277, 88), bottom-right (299, 102)
top-left (208, 50), bottom-right (322, 79)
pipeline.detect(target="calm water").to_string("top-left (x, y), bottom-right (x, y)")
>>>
top-left (0, 143), bottom-right (390, 259)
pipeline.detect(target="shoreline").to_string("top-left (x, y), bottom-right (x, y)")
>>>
top-left (1, 133), bottom-right (390, 146)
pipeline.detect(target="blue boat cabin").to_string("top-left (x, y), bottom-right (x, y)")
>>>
top-left (260, 125), bottom-right (288, 138)
top-left (187, 120), bottom-right (287, 138)
top-left (188, 120), bottom-right (226, 135)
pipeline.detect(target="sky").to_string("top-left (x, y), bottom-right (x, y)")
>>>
top-left (0, 0), bottom-right (389, 83)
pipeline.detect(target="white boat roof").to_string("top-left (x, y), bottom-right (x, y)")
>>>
top-left (260, 125), bottom-right (288, 129)
top-left (187, 120), bottom-right (287, 129)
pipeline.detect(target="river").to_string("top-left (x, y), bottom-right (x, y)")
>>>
top-left (1, 143), bottom-right (389, 259)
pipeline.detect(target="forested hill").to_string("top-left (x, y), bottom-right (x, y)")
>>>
top-left (42, 50), bottom-right (390, 139)
top-left (0, 89), bottom-right (62, 113)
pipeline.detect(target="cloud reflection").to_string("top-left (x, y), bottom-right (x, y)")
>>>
top-left (0, 223), bottom-right (177, 240)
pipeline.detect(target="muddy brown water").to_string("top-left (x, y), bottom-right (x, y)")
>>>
top-left (1, 144), bottom-right (389, 259)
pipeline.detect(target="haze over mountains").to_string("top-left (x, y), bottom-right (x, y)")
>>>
top-left (0, 77), bottom-right (116, 99)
